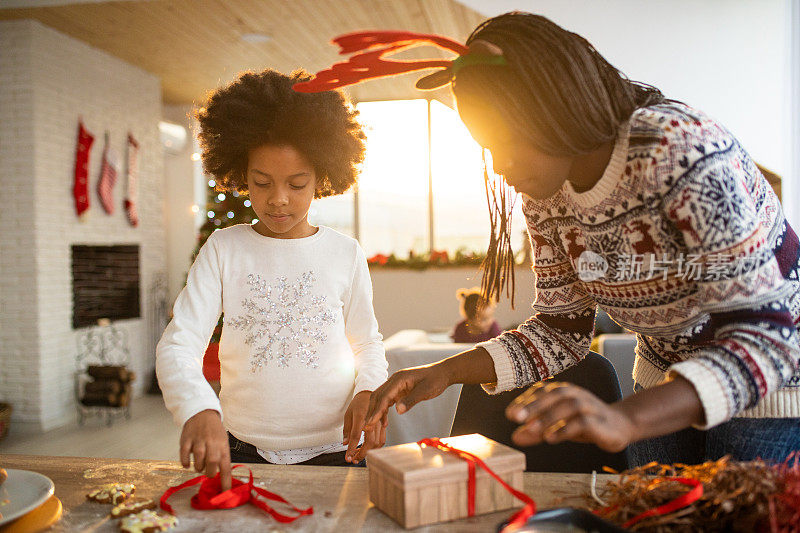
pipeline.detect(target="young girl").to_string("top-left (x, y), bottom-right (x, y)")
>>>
top-left (452, 287), bottom-right (502, 343)
top-left (156, 69), bottom-right (388, 490)
top-left (300, 13), bottom-right (800, 465)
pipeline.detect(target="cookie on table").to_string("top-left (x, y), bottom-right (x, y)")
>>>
top-left (119, 509), bottom-right (178, 532)
top-left (110, 497), bottom-right (156, 518)
top-left (86, 483), bottom-right (136, 504)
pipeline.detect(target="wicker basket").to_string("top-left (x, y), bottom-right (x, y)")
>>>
top-left (0, 403), bottom-right (12, 441)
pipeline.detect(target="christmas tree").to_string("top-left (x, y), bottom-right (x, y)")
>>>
top-left (195, 178), bottom-right (256, 343)
top-left (195, 178), bottom-right (255, 258)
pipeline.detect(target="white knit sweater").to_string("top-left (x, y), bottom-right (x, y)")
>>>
top-left (156, 224), bottom-right (388, 451)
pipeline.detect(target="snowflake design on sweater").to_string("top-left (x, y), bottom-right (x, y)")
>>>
top-left (227, 272), bottom-right (336, 371)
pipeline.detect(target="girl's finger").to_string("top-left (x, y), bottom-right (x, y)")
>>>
top-left (205, 452), bottom-right (220, 479)
top-left (219, 452), bottom-right (232, 492)
top-left (193, 443), bottom-right (207, 473)
top-left (346, 418), bottom-right (363, 462)
top-left (343, 410), bottom-right (352, 445)
top-left (354, 426), bottom-right (379, 462)
top-left (180, 439), bottom-right (193, 469)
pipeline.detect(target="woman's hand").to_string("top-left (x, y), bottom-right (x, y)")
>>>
top-left (180, 409), bottom-right (232, 491)
top-left (343, 391), bottom-right (387, 463)
top-left (363, 364), bottom-right (452, 431)
top-left (505, 382), bottom-right (636, 453)
top-left (363, 347), bottom-right (498, 432)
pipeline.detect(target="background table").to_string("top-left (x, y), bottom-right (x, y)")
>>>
top-left (384, 342), bottom-right (473, 446)
top-left (0, 455), bottom-right (609, 532)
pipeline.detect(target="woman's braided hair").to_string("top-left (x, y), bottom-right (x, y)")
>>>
top-left (453, 12), bottom-right (664, 305)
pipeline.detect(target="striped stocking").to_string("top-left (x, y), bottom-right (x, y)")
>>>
top-left (124, 133), bottom-right (139, 227)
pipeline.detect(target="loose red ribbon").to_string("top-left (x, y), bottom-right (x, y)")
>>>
top-left (620, 477), bottom-right (703, 528)
top-left (160, 465), bottom-right (313, 524)
top-left (417, 438), bottom-right (536, 532)
top-left (595, 476), bottom-right (703, 528)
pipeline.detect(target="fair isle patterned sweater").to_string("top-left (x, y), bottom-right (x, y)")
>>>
top-left (478, 102), bottom-right (800, 429)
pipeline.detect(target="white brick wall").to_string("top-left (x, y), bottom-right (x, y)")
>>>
top-left (0, 19), bottom-right (166, 432)
top-left (162, 105), bottom-right (198, 304)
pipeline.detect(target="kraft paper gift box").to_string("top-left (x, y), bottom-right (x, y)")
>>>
top-left (366, 433), bottom-right (526, 528)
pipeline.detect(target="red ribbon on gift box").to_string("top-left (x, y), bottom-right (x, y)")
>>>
top-left (417, 438), bottom-right (536, 532)
top-left (160, 465), bottom-right (313, 524)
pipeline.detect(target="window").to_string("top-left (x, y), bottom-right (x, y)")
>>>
top-left (356, 99), bottom-right (526, 257)
top-left (198, 99), bottom-right (529, 259)
top-left (356, 100), bottom-right (430, 257)
top-left (308, 192), bottom-right (355, 238)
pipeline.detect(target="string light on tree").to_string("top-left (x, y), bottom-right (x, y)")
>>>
top-left (195, 175), bottom-right (257, 262)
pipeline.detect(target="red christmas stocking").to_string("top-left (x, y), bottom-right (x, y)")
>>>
top-left (97, 134), bottom-right (119, 214)
top-left (124, 133), bottom-right (139, 227)
top-left (73, 121), bottom-right (95, 217)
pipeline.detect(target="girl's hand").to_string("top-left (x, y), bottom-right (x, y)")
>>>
top-left (505, 382), bottom-right (636, 453)
top-left (363, 364), bottom-right (452, 431)
top-left (180, 409), bottom-right (232, 491)
top-left (343, 391), bottom-right (387, 463)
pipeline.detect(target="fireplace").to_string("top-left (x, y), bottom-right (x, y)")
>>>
top-left (71, 245), bottom-right (140, 328)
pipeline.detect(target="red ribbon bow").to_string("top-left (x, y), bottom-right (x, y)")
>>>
top-left (417, 438), bottom-right (536, 532)
top-left (160, 465), bottom-right (313, 524)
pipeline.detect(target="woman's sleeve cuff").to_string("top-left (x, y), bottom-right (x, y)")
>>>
top-left (669, 359), bottom-right (732, 429)
top-left (477, 339), bottom-right (517, 394)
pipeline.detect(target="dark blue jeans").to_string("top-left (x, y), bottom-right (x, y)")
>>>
top-left (629, 386), bottom-right (800, 466)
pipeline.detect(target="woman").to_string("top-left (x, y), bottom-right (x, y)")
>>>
top-left (300, 12), bottom-right (800, 464)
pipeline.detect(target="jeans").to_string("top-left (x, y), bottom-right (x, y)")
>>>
top-left (628, 384), bottom-right (800, 466)
top-left (227, 433), bottom-right (366, 467)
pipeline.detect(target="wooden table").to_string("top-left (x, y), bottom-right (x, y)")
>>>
top-left (0, 455), bottom-right (610, 532)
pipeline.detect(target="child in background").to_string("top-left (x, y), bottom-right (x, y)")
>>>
top-left (156, 69), bottom-right (388, 491)
top-left (452, 287), bottom-right (502, 343)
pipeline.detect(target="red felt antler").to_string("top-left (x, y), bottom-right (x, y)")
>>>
top-left (293, 30), bottom-right (468, 93)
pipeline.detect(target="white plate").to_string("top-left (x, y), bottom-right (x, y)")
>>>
top-left (0, 469), bottom-right (55, 526)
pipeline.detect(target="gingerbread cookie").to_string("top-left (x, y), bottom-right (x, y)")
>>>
top-left (110, 497), bottom-right (156, 518)
top-left (87, 483), bottom-right (135, 504)
top-left (119, 509), bottom-right (178, 532)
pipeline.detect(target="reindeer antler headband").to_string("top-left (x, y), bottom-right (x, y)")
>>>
top-left (292, 30), bottom-right (507, 93)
